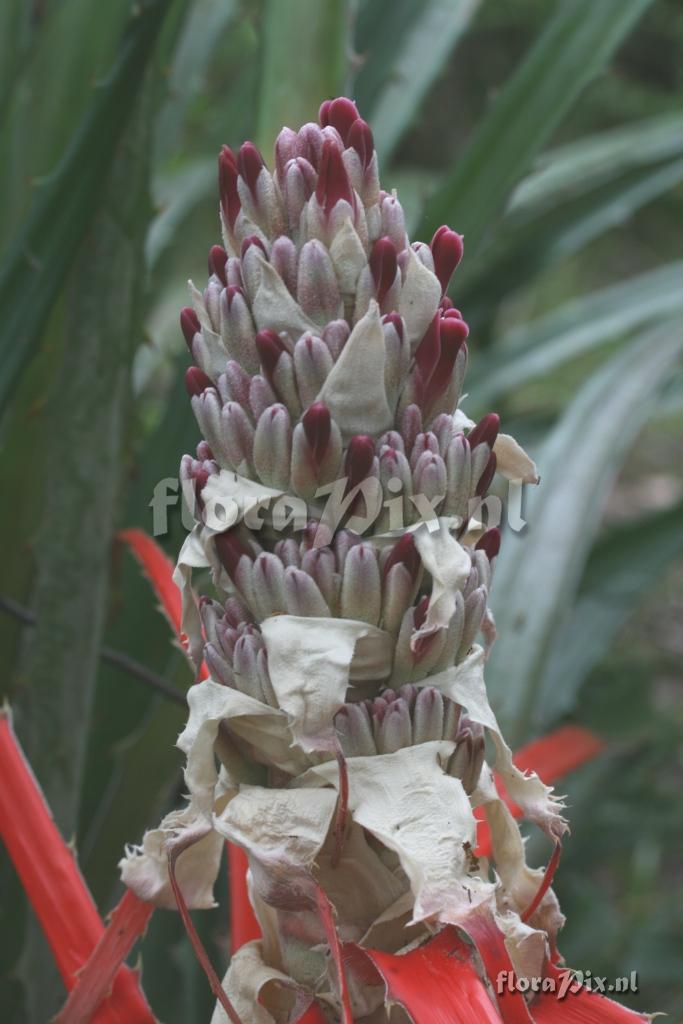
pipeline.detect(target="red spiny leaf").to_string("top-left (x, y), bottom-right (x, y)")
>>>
top-left (118, 528), bottom-right (181, 634)
top-left (522, 842), bottom-right (562, 923)
top-left (0, 713), bottom-right (154, 1024)
top-left (55, 889), bottom-right (154, 1024)
top-left (228, 844), bottom-right (261, 953)
top-left (118, 527), bottom-right (209, 680)
top-left (355, 927), bottom-right (502, 1023)
top-left (532, 962), bottom-right (650, 1022)
top-left (475, 727), bottom-right (604, 858)
top-left (168, 843), bottom-right (244, 1024)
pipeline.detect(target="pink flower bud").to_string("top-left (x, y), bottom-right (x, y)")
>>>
top-left (430, 225), bottom-right (464, 295)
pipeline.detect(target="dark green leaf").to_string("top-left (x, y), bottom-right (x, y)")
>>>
top-left (0, 0), bottom-right (170, 414)
top-left (421, 0), bottom-right (654, 250)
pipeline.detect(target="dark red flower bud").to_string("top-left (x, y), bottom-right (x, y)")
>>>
top-left (215, 529), bottom-right (253, 581)
top-left (237, 141), bottom-right (265, 197)
top-left (208, 244), bottom-right (228, 286)
top-left (218, 145), bottom-right (240, 230)
top-left (347, 117), bottom-right (374, 168)
top-left (426, 317), bottom-right (469, 404)
top-left (240, 234), bottom-right (267, 259)
top-left (414, 314), bottom-right (441, 386)
top-left (383, 533), bottom-right (420, 582)
top-left (431, 225), bottom-right (464, 295)
top-left (475, 528), bottom-right (501, 561)
top-left (255, 329), bottom-right (288, 379)
top-left (225, 284), bottom-right (244, 309)
top-left (442, 306), bottom-right (464, 320)
top-left (370, 237), bottom-right (398, 306)
top-left (382, 312), bottom-right (404, 341)
top-left (180, 307), bottom-right (200, 350)
top-left (316, 139), bottom-right (355, 217)
top-left (476, 452), bottom-right (497, 497)
top-left (302, 402), bottom-right (331, 467)
top-left (185, 367), bottom-right (213, 397)
top-left (345, 434), bottom-right (376, 491)
top-left (319, 97), bottom-right (359, 144)
top-left (466, 413), bottom-right (500, 451)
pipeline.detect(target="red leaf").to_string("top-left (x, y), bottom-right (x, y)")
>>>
top-left (55, 889), bottom-right (154, 1024)
top-left (118, 527), bottom-right (209, 680)
top-left (531, 962), bottom-right (649, 1022)
top-left (476, 727), bottom-right (605, 858)
top-left (315, 887), bottom-right (353, 1024)
top-left (0, 712), bottom-right (154, 1023)
top-left (351, 927), bottom-right (503, 1023)
top-left (228, 844), bottom-right (260, 953)
top-left (462, 911), bottom-right (533, 1024)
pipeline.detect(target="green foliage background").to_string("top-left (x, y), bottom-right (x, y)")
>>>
top-left (0, 0), bottom-right (681, 1020)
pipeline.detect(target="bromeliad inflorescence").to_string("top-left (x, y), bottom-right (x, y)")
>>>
top-left (119, 98), bottom-right (648, 1023)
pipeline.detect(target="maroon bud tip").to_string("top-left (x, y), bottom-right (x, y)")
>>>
top-left (180, 307), bottom-right (200, 349)
top-left (316, 139), bottom-right (354, 216)
top-left (382, 312), bottom-right (404, 341)
top-left (370, 237), bottom-right (398, 306)
top-left (476, 452), bottom-right (497, 497)
top-left (347, 118), bottom-right (374, 168)
top-left (208, 245), bottom-right (228, 286)
top-left (414, 314), bottom-right (441, 383)
top-left (383, 533), bottom-right (420, 582)
top-left (185, 366), bottom-right (213, 397)
top-left (225, 284), bottom-right (244, 310)
top-left (237, 141), bottom-right (265, 196)
top-left (319, 97), bottom-right (359, 144)
top-left (345, 434), bottom-right (376, 490)
top-left (475, 528), bottom-right (501, 561)
top-left (439, 315), bottom-right (469, 356)
top-left (218, 145), bottom-right (240, 230)
top-left (467, 413), bottom-right (500, 451)
top-left (215, 529), bottom-right (252, 580)
top-left (431, 225), bottom-right (464, 295)
top-left (255, 329), bottom-right (287, 379)
top-left (240, 234), bottom-right (267, 259)
top-left (302, 402), bottom-right (332, 466)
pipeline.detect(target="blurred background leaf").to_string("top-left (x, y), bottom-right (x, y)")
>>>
top-left (1, 0), bottom-right (682, 1020)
